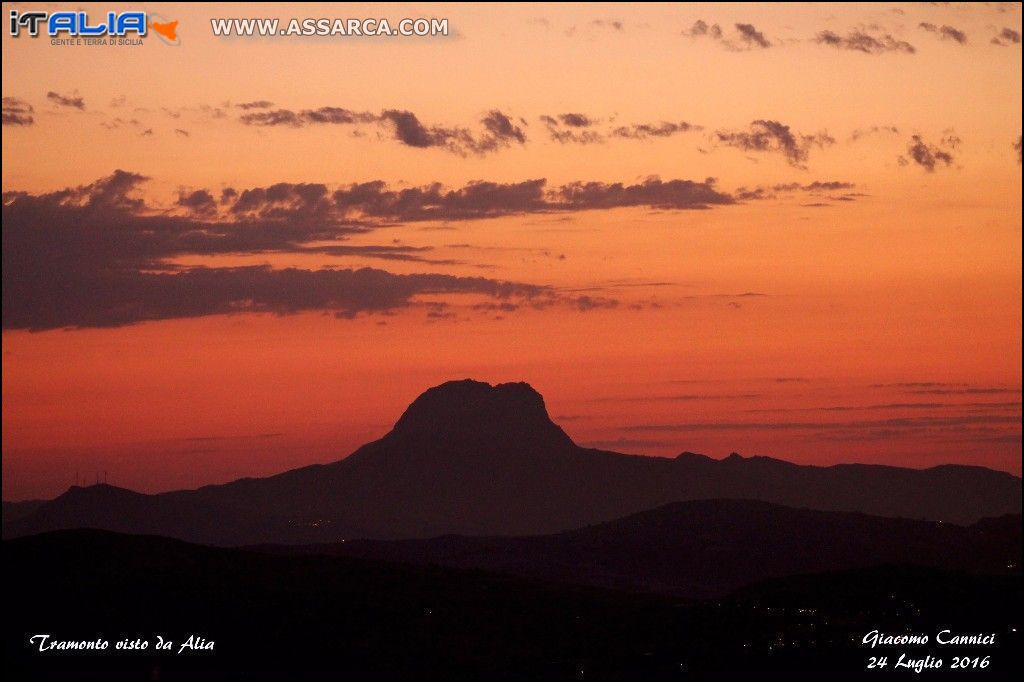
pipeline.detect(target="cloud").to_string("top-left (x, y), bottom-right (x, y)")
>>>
top-left (2, 172), bottom-right (740, 329)
top-left (379, 109), bottom-right (526, 155)
top-left (240, 107), bottom-right (377, 127)
top-left (228, 181), bottom-right (335, 220)
top-left (687, 19), bottom-right (722, 39)
top-left (899, 134), bottom-right (956, 172)
top-left (19, 173), bottom-right (737, 228)
top-left (541, 113), bottom-right (700, 144)
top-left (623, 414), bottom-right (1020, 433)
top-left (326, 176), bottom-right (734, 223)
top-left (749, 401), bottom-right (1022, 414)
top-left (202, 105), bottom-right (227, 120)
top-left (46, 91), bottom-right (86, 109)
top-left (735, 23), bottom-right (771, 49)
top-left (541, 114), bottom-right (604, 144)
top-left (379, 108), bottom-right (466, 148)
top-left (477, 110), bottom-right (528, 151)
top-left (907, 387), bottom-right (1021, 396)
top-left (1, 173), bottom-right (548, 330)
top-left (777, 181), bottom-right (856, 192)
top-left (572, 295), bottom-right (618, 311)
top-left (100, 117), bottom-right (142, 130)
top-left (814, 29), bottom-right (915, 54)
top-left (804, 180), bottom-right (856, 191)
top-left (5, 171), bottom-right (358, 269)
top-left (733, 180), bottom-right (857, 201)
top-left (235, 100), bottom-right (274, 110)
top-left (294, 244), bottom-right (463, 266)
top-left (870, 382), bottom-right (1021, 396)
top-left (564, 19), bottom-right (626, 37)
top-left (850, 125), bottom-right (900, 141)
top-left (241, 106), bottom-right (526, 155)
top-left (176, 189), bottom-right (218, 216)
top-left (302, 107), bottom-right (380, 125)
top-left (610, 121), bottom-right (699, 140)
top-left (991, 27), bottom-right (1021, 46)
top-left (558, 113), bottom-right (594, 127)
top-left (595, 392), bottom-right (762, 403)
top-left (239, 109), bottom-right (302, 126)
top-left (551, 177), bottom-right (734, 212)
top-left (870, 382), bottom-right (966, 388)
top-left (687, 20), bottom-right (773, 50)
top-left (3, 264), bottom-right (544, 331)
top-left (589, 19), bottom-right (624, 32)
top-left (1, 97), bottom-right (34, 126)
top-left (715, 120), bottom-right (835, 167)
top-left (918, 22), bottom-right (968, 44)
top-left (579, 437), bottom-right (676, 450)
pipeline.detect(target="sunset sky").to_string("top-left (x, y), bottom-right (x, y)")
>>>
top-left (2, 2), bottom-right (1021, 500)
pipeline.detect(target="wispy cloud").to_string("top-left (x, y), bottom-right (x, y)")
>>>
top-left (46, 91), bottom-right (85, 109)
top-left (814, 28), bottom-right (915, 54)
top-left (918, 22), bottom-right (968, 44)
top-left (240, 105), bottom-right (527, 156)
top-left (541, 113), bottom-right (700, 145)
top-left (1, 171), bottom-right (742, 330)
top-left (1, 97), bottom-right (34, 126)
top-left (715, 120), bottom-right (835, 167)
top-left (991, 27), bottom-right (1021, 46)
top-left (898, 134), bottom-right (957, 172)
top-left (235, 100), bottom-right (274, 110)
top-left (687, 20), bottom-right (774, 50)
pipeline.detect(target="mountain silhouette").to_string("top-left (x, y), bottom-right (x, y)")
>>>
top-left (290, 499), bottom-right (1020, 598)
top-left (3, 379), bottom-right (1021, 544)
top-left (388, 380), bottom-right (572, 446)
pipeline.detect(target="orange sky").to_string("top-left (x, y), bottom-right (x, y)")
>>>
top-left (2, 2), bottom-right (1021, 499)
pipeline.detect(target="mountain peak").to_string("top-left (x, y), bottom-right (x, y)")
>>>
top-left (389, 379), bottom-right (572, 447)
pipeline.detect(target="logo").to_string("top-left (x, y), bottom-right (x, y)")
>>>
top-left (8, 10), bottom-right (179, 46)
top-left (149, 14), bottom-right (181, 46)
top-left (9, 10), bottom-right (146, 37)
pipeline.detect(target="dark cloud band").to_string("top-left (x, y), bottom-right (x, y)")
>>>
top-left (2, 171), bottom-right (738, 330)
top-left (240, 106), bottom-right (526, 156)
top-left (1, 97), bottom-right (34, 126)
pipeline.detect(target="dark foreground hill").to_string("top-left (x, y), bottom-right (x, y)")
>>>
top-left (4, 380), bottom-right (1021, 544)
top-left (277, 499), bottom-right (1022, 598)
top-left (5, 529), bottom-right (1020, 680)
